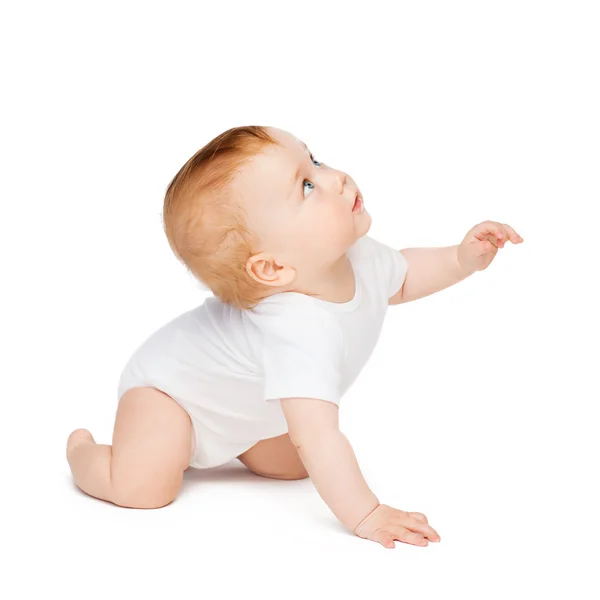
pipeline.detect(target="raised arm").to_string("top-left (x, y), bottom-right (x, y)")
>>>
top-left (389, 245), bottom-right (471, 304)
top-left (389, 221), bottom-right (523, 305)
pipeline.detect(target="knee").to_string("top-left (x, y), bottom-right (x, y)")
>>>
top-left (111, 476), bottom-right (182, 509)
top-left (271, 467), bottom-right (310, 481)
top-left (244, 463), bottom-right (310, 480)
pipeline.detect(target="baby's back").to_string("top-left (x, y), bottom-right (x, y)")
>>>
top-left (116, 297), bottom-right (289, 468)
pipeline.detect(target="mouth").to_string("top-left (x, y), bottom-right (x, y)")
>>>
top-left (352, 193), bottom-right (364, 213)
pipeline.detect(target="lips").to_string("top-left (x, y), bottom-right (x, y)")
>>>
top-left (352, 193), bottom-right (363, 213)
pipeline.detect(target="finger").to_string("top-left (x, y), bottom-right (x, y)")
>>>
top-left (472, 221), bottom-right (503, 241)
top-left (493, 225), bottom-right (510, 246)
top-left (408, 512), bottom-right (429, 524)
top-left (391, 527), bottom-right (429, 546)
top-left (404, 518), bottom-right (441, 542)
top-left (474, 239), bottom-right (496, 256)
top-left (502, 223), bottom-right (523, 243)
top-left (479, 225), bottom-right (508, 247)
top-left (484, 233), bottom-right (501, 248)
top-left (373, 532), bottom-right (396, 549)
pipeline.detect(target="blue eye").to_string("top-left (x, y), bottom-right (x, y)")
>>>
top-left (303, 154), bottom-right (322, 198)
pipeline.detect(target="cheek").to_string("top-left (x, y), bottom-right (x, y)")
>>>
top-left (312, 204), bottom-right (344, 232)
top-left (330, 202), bottom-right (354, 228)
top-left (321, 204), bottom-right (355, 242)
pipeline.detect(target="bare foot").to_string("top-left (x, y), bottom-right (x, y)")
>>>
top-left (67, 428), bottom-right (95, 461)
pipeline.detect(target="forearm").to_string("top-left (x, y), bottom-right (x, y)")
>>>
top-left (293, 430), bottom-right (379, 532)
top-left (398, 245), bottom-right (474, 303)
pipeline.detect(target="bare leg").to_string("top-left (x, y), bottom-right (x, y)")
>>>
top-left (237, 433), bottom-right (309, 480)
top-left (66, 387), bottom-right (193, 508)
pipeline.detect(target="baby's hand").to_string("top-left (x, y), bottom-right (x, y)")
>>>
top-left (457, 220), bottom-right (523, 272)
top-left (353, 503), bottom-right (441, 549)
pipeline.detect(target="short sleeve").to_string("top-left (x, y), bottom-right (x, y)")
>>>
top-left (350, 235), bottom-right (409, 298)
top-left (252, 300), bottom-right (345, 405)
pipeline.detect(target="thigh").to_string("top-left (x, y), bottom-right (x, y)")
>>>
top-left (111, 386), bottom-right (193, 506)
top-left (237, 433), bottom-right (309, 480)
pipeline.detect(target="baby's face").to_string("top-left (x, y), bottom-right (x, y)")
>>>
top-left (236, 127), bottom-right (372, 289)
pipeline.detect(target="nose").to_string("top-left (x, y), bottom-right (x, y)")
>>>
top-left (333, 170), bottom-right (346, 194)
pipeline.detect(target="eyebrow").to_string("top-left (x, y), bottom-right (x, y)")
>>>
top-left (289, 142), bottom-right (311, 189)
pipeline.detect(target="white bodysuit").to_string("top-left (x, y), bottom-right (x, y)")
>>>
top-left (116, 235), bottom-right (408, 469)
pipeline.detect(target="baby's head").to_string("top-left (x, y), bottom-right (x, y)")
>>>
top-left (163, 126), bottom-right (371, 309)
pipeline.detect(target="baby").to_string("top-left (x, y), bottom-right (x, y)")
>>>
top-left (66, 126), bottom-right (523, 549)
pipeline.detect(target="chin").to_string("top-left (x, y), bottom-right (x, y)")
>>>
top-left (342, 220), bottom-right (371, 253)
top-left (356, 211), bottom-right (372, 239)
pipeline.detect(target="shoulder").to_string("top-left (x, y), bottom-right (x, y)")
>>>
top-left (348, 234), bottom-right (395, 263)
top-left (248, 292), bottom-right (337, 321)
top-left (348, 234), bottom-right (408, 299)
top-left (246, 293), bottom-right (343, 341)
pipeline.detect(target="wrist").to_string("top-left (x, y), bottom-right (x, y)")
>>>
top-left (348, 497), bottom-right (381, 533)
top-left (454, 244), bottom-right (476, 278)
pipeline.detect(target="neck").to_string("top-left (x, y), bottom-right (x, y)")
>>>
top-left (291, 253), bottom-right (356, 303)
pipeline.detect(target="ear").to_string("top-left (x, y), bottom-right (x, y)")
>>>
top-left (245, 253), bottom-right (296, 288)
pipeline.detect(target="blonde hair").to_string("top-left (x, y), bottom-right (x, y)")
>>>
top-left (162, 125), bottom-right (282, 310)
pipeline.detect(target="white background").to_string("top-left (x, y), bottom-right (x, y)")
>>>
top-left (2, 1), bottom-right (599, 598)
